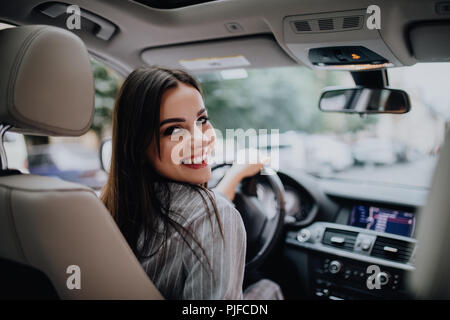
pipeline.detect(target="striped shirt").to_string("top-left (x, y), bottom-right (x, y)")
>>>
top-left (140, 182), bottom-right (283, 300)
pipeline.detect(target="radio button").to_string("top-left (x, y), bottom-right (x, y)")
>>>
top-left (377, 272), bottom-right (390, 286)
top-left (329, 260), bottom-right (343, 274)
top-left (361, 238), bottom-right (372, 251)
top-left (297, 229), bottom-right (311, 242)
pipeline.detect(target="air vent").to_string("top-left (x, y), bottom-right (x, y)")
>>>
top-left (318, 18), bottom-right (334, 31)
top-left (371, 237), bottom-right (415, 263)
top-left (293, 20), bottom-right (312, 32)
top-left (343, 16), bottom-right (361, 29)
top-left (290, 15), bottom-right (363, 34)
top-left (322, 228), bottom-right (357, 251)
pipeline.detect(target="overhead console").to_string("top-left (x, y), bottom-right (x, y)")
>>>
top-left (283, 9), bottom-right (404, 70)
top-left (308, 46), bottom-right (389, 69)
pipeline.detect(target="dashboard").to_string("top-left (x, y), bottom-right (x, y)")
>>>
top-left (277, 171), bottom-right (420, 235)
top-left (273, 169), bottom-right (421, 300)
top-left (275, 173), bottom-right (317, 227)
top-left (210, 164), bottom-right (423, 299)
top-left (343, 204), bottom-right (415, 238)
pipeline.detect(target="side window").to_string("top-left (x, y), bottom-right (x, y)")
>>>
top-left (4, 55), bottom-right (123, 191)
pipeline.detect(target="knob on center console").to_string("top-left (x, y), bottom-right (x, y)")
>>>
top-left (297, 229), bottom-right (311, 242)
top-left (329, 260), bottom-right (343, 274)
top-left (376, 271), bottom-right (390, 285)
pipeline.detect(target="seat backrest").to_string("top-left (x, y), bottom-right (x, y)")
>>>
top-left (0, 25), bottom-right (162, 299)
top-left (409, 127), bottom-right (450, 298)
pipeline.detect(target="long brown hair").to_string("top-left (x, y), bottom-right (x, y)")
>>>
top-left (101, 66), bottom-right (224, 271)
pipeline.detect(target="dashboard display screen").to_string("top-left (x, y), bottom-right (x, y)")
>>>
top-left (348, 205), bottom-right (415, 237)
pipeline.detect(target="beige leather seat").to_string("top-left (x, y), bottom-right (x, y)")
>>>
top-left (0, 25), bottom-right (162, 299)
top-left (410, 127), bottom-right (450, 299)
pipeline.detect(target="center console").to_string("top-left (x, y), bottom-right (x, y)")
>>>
top-left (286, 218), bottom-right (416, 299)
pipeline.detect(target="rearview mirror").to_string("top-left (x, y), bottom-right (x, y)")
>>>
top-left (319, 87), bottom-right (411, 114)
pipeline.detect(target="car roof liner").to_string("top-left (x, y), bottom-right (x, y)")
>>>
top-left (132, 0), bottom-right (217, 9)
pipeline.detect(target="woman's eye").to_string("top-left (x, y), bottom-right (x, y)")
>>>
top-left (196, 116), bottom-right (209, 125)
top-left (163, 126), bottom-right (182, 136)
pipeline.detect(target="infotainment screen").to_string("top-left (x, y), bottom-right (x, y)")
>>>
top-left (348, 205), bottom-right (415, 237)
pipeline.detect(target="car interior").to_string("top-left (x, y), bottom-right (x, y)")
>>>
top-left (1, 0), bottom-right (450, 300)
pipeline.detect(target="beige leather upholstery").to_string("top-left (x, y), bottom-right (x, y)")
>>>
top-left (0, 25), bottom-right (94, 136)
top-left (0, 175), bottom-right (163, 299)
top-left (0, 25), bottom-right (163, 299)
top-left (410, 128), bottom-right (450, 299)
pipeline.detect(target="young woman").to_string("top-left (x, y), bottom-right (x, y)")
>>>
top-left (101, 66), bottom-right (283, 300)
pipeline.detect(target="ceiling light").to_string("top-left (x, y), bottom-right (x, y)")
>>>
top-left (220, 68), bottom-right (248, 80)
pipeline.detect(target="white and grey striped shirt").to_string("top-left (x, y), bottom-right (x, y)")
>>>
top-left (140, 182), bottom-right (283, 300)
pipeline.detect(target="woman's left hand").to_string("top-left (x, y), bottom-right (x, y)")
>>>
top-left (215, 151), bottom-right (270, 201)
top-left (228, 161), bottom-right (266, 180)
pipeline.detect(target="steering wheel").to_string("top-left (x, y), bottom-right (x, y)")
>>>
top-left (211, 163), bottom-right (286, 271)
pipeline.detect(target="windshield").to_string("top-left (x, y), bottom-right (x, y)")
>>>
top-left (199, 63), bottom-right (450, 189)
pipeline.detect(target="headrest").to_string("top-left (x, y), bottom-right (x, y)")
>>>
top-left (0, 25), bottom-right (94, 136)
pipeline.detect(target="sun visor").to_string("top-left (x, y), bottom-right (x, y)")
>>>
top-left (141, 35), bottom-right (296, 72)
top-left (409, 21), bottom-right (450, 62)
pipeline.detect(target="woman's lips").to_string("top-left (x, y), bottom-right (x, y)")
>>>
top-left (180, 150), bottom-right (211, 169)
top-left (181, 159), bottom-right (208, 169)
top-left (180, 149), bottom-right (209, 165)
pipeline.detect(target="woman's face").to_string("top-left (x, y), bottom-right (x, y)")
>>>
top-left (147, 82), bottom-right (215, 184)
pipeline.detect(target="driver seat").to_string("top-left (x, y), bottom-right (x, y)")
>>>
top-left (0, 25), bottom-right (162, 299)
top-left (410, 126), bottom-right (450, 298)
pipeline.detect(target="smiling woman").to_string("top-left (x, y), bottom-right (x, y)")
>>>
top-left (100, 66), bottom-right (283, 300)
top-left (146, 81), bottom-right (215, 184)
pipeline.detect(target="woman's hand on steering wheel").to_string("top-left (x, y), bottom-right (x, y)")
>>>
top-left (215, 151), bottom-right (270, 201)
top-left (229, 156), bottom-right (270, 179)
